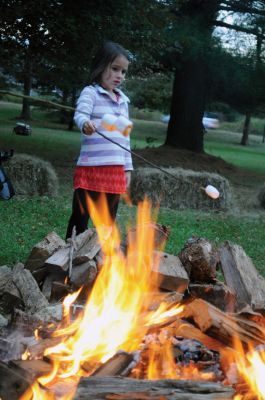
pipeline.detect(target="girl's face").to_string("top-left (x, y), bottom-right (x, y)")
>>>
top-left (101, 55), bottom-right (129, 92)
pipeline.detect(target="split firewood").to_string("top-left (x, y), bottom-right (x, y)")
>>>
top-left (73, 231), bottom-right (101, 265)
top-left (0, 265), bottom-right (13, 295)
top-left (219, 241), bottom-right (265, 312)
top-left (179, 298), bottom-right (265, 348)
top-left (44, 230), bottom-right (101, 273)
top-left (82, 351), bottom-right (136, 377)
top-left (42, 270), bottom-right (67, 301)
top-left (50, 281), bottom-right (72, 301)
top-left (45, 246), bottom-right (71, 272)
top-left (73, 228), bottom-right (96, 251)
top-left (178, 237), bottom-right (219, 283)
top-left (189, 282), bottom-right (236, 312)
top-left (0, 360), bottom-right (32, 399)
top-left (74, 376), bottom-right (234, 400)
top-left (0, 314), bottom-right (8, 329)
top-left (21, 337), bottom-right (62, 360)
top-left (25, 231), bottom-right (66, 271)
top-left (13, 304), bottom-right (62, 332)
top-left (70, 260), bottom-right (97, 288)
top-left (1, 281), bottom-right (23, 313)
top-left (12, 263), bottom-right (49, 313)
top-left (32, 265), bottom-right (49, 284)
top-left (9, 359), bottom-right (52, 380)
top-left (151, 251), bottom-right (189, 293)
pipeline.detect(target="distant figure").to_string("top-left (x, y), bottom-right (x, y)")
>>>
top-left (66, 41), bottom-right (133, 239)
top-left (263, 125), bottom-right (265, 143)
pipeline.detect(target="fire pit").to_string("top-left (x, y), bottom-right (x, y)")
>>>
top-left (0, 198), bottom-right (265, 400)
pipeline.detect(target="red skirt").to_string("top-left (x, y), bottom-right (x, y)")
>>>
top-left (73, 166), bottom-right (126, 194)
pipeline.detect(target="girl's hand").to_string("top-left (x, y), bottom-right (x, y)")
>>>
top-left (125, 171), bottom-right (131, 190)
top-left (83, 121), bottom-right (96, 135)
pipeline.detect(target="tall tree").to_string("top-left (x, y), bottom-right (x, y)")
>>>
top-left (164, 0), bottom-right (265, 152)
top-left (0, 0), bottom-right (63, 120)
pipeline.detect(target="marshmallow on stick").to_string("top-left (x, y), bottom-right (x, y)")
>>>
top-left (204, 185), bottom-right (220, 199)
top-left (115, 115), bottom-right (133, 137)
top-left (100, 114), bottom-right (117, 131)
top-left (100, 114), bottom-right (133, 136)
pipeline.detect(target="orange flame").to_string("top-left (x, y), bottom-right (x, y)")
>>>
top-left (19, 197), bottom-right (184, 399)
top-left (234, 338), bottom-right (265, 400)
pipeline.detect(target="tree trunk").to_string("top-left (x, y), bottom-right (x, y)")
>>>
top-left (19, 60), bottom-right (32, 121)
top-left (165, 57), bottom-right (206, 152)
top-left (241, 112), bottom-right (251, 146)
top-left (164, 0), bottom-right (220, 152)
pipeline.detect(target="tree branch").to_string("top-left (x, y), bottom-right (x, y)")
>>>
top-left (220, 1), bottom-right (265, 17)
top-left (214, 19), bottom-right (264, 38)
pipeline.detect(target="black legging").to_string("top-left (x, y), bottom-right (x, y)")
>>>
top-left (66, 188), bottom-right (120, 239)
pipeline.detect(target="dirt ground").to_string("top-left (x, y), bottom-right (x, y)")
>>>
top-left (132, 145), bottom-right (265, 216)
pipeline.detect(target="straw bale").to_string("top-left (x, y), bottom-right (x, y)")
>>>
top-left (5, 153), bottom-right (58, 196)
top-left (257, 183), bottom-right (265, 208)
top-left (130, 167), bottom-right (232, 211)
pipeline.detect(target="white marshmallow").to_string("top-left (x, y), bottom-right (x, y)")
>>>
top-left (101, 114), bottom-right (117, 131)
top-left (114, 115), bottom-right (133, 136)
top-left (205, 185), bottom-right (220, 199)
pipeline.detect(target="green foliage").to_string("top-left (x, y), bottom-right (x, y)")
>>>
top-left (126, 74), bottom-right (173, 113)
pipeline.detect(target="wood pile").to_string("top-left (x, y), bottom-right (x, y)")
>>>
top-left (0, 227), bottom-right (265, 400)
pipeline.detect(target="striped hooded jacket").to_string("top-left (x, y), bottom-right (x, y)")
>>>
top-left (74, 84), bottom-right (133, 171)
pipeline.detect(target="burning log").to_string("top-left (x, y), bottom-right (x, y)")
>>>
top-left (83, 351), bottom-right (138, 377)
top-left (219, 241), bottom-right (265, 312)
top-left (74, 376), bottom-right (234, 399)
top-left (178, 237), bottom-right (219, 283)
top-left (179, 298), bottom-right (265, 347)
top-left (189, 282), bottom-right (236, 312)
top-left (9, 359), bottom-right (52, 379)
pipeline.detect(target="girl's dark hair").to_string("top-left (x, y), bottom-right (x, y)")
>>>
top-left (89, 41), bottom-right (131, 85)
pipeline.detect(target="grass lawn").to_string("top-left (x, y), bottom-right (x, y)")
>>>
top-left (0, 101), bottom-right (265, 276)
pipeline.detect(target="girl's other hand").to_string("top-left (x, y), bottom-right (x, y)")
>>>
top-left (83, 121), bottom-right (96, 135)
top-left (125, 171), bottom-right (131, 189)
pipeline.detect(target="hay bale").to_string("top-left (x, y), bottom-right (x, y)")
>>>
top-left (130, 167), bottom-right (232, 211)
top-left (258, 183), bottom-right (265, 208)
top-left (5, 153), bottom-right (59, 197)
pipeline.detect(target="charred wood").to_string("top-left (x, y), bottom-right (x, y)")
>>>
top-left (188, 282), bottom-right (236, 312)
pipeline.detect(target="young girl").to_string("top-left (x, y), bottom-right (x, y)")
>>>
top-left (66, 41), bottom-right (133, 239)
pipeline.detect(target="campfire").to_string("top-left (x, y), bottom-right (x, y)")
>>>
top-left (0, 197), bottom-right (265, 400)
